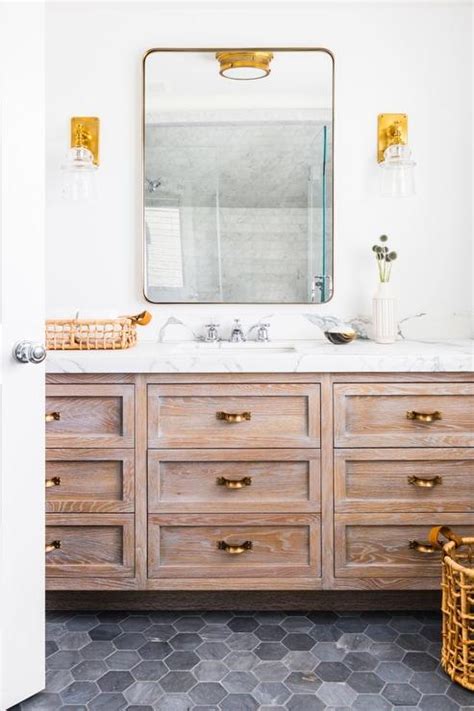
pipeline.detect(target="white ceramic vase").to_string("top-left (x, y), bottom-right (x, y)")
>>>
top-left (372, 281), bottom-right (397, 344)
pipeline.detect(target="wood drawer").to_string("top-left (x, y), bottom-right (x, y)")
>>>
top-left (46, 449), bottom-right (134, 513)
top-left (148, 513), bottom-right (320, 579)
top-left (148, 384), bottom-right (320, 448)
top-left (335, 448), bottom-right (474, 513)
top-left (148, 449), bottom-right (320, 513)
top-left (46, 385), bottom-right (135, 448)
top-left (335, 513), bottom-right (474, 578)
top-left (334, 383), bottom-right (474, 448)
top-left (45, 514), bottom-right (134, 577)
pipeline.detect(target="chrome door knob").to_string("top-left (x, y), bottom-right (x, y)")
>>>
top-left (14, 340), bottom-right (47, 364)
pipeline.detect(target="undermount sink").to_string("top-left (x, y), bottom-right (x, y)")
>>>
top-left (173, 341), bottom-right (297, 354)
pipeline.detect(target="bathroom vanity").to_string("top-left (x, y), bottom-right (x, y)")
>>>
top-left (44, 340), bottom-right (474, 594)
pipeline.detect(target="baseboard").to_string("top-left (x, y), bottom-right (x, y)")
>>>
top-left (46, 589), bottom-right (441, 611)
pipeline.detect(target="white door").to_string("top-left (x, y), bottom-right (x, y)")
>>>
top-left (0, 3), bottom-right (46, 709)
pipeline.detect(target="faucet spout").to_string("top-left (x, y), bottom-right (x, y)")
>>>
top-left (230, 319), bottom-right (245, 343)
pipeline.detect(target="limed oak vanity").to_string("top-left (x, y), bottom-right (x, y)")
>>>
top-left (44, 340), bottom-right (474, 596)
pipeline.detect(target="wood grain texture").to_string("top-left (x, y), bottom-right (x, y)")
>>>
top-left (148, 449), bottom-right (320, 513)
top-left (45, 449), bottom-right (134, 513)
top-left (320, 374), bottom-right (335, 589)
top-left (47, 374), bottom-right (136, 384)
top-left (44, 371), bottom-right (474, 595)
top-left (335, 448), bottom-right (474, 513)
top-left (334, 512), bottom-right (474, 579)
top-left (134, 375), bottom-right (148, 588)
top-left (45, 513), bottom-right (135, 578)
top-left (334, 382), bottom-right (474, 448)
top-left (331, 373), bottom-right (474, 383)
top-left (148, 513), bottom-right (321, 581)
top-left (46, 384), bottom-right (135, 448)
top-left (148, 383), bottom-right (320, 448)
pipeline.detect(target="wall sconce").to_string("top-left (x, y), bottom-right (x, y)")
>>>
top-left (377, 113), bottom-right (416, 197)
top-left (61, 117), bottom-right (99, 201)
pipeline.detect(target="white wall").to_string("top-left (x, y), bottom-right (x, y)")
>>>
top-left (46, 1), bottom-right (472, 341)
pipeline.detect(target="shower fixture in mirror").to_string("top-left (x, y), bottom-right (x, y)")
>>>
top-left (143, 48), bottom-right (334, 303)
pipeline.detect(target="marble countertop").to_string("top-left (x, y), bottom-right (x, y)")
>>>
top-left (46, 338), bottom-right (474, 373)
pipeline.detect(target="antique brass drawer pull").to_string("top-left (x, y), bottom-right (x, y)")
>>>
top-left (408, 540), bottom-right (437, 554)
top-left (406, 410), bottom-right (442, 423)
top-left (217, 540), bottom-right (253, 555)
top-left (408, 475), bottom-right (442, 488)
top-left (216, 476), bottom-right (252, 489)
top-left (216, 411), bottom-right (251, 423)
top-left (45, 540), bottom-right (61, 554)
top-left (45, 412), bottom-right (61, 423)
top-left (45, 477), bottom-right (61, 489)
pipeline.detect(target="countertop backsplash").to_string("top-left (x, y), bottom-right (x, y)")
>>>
top-left (46, 306), bottom-right (473, 344)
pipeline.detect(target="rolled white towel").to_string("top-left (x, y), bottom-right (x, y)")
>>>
top-left (74, 310), bottom-right (120, 320)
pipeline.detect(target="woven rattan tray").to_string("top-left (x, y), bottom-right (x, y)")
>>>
top-left (46, 311), bottom-right (152, 350)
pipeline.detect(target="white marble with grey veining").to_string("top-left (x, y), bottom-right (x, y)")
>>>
top-left (46, 338), bottom-right (474, 374)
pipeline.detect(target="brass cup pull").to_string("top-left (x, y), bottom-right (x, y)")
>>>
top-left (45, 477), bottom-right (61, 489)
top-left (408, 540), bottom-right (437, 554)
top-left (217, 476), bottom-right (252, 489)
top-left (45, 540), bottom-right (61, 554)
top-left (216, 411), bottom-right (251, 424)
top-left (406, 410), bottom-right (442, 423)
top-left (217, 540), bottom-right (253, 555)
top-left (45, 412), bottom-right (61, 423)
top-left (408, 475), bottom-right (442, 488)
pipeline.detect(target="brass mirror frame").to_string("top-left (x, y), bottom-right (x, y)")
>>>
top-left (142, 47), bottom-right (335, 305)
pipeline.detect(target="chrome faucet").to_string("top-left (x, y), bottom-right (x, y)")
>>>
top-left (230, 319), bottom-right (245, 342)
top-left (204, 323), bottom-right (220, 342)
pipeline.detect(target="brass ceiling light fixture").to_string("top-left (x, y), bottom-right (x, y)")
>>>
top-left (216, 51), bottom-right (274, 80)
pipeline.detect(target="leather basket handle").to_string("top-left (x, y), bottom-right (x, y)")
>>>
top-left (428, 525), bottom-right (463, 550)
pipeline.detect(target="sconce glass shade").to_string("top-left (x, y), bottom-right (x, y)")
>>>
top-left (380, 143), bottom-right (416, 197)
top-left (61, 146), bottom-right (98, 202)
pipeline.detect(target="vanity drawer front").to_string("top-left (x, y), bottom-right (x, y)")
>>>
top-left (45, 514), bottom-right (134, 577)
top-left (335, 448), bottom-right (474, 513)
top-left (148, 384), bottom-right (320, 448)
top-left (335, 513), bottom-right (474, 578)
top-left (46, 384), bottom-right (135, 448)
top-left (148, 449), bottom-right (320, 513)
top-left (334, 383), bottom-right (474, 448)
top-left (148, 513), bottom-right (320, 579)
top-left (46, 449), bottom-right (135, 513)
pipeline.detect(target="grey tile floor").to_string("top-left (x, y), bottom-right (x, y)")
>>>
top-left (10, 610), bottom-right (474, 710)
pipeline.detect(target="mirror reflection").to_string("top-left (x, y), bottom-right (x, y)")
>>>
top-left (143, 49), bottom-right (333, 303)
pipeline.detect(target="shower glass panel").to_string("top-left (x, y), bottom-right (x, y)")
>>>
top-left (143, 49), bottom-right (334, 304)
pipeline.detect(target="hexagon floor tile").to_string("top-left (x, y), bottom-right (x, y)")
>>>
top-left (9, 610), bottom-right (474, 710)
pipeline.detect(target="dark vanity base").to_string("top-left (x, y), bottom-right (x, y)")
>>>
top-left (46, 590), bottom-right (441, 611)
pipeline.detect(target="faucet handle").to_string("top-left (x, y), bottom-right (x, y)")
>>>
top-left (256, 323), bottom-right (271, 342)
top-left (204, 323), bottom-right (220, 342)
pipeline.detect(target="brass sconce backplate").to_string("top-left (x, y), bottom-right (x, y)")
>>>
top-left (377, 113), bottom-right (408, 162)
top-left (70, 116), bottom-right (100, 165)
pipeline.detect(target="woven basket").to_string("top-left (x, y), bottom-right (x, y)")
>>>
top-left (46, 311), bottom-right (152, 351)
top-left (428, 526), bottom-right (474, 691)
